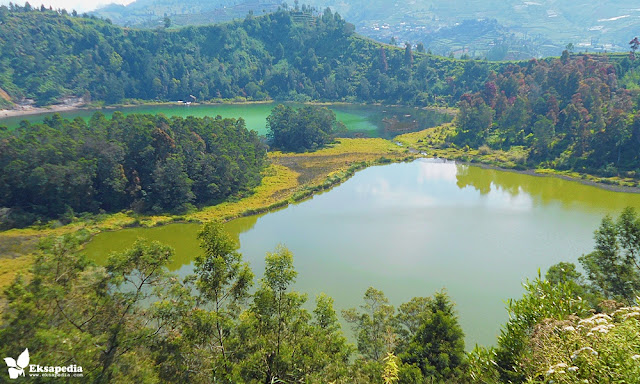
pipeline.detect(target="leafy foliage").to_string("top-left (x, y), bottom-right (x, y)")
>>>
top-left (0, 234), bottom-right (175, 383)
top-left (0, 6), bottom-right (491, 107)
top-left (451, 54), bottom-right (640, 177)
top-left (0, 112), bottom-right (266, 228)
top-left (526, 309), bottom-right (640, 384)
top-left (267, 104), bottom-right (344, 152)
top-left (399, 292), bottom-right (467, 382)
top-left (344, 288), bottom-right (467, 383)
top-left (343, 287), bottom-right (395, 361)
top-left (579, 207), bottom-right (640, 303)
top-left (493, 275), bottom-right (591, 383)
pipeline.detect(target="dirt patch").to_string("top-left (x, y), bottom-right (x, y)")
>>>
top-left (0, 235), bottom-right (40, 259)
top-left (0, 87), bottom-right (11, 103)
top-left (273, 151), bottom-right (396, 185)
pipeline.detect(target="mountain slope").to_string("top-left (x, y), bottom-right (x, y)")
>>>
top-left (93, 0), bottom-right (640, 58)
top-left (0, 6), bottom-right (492, 107)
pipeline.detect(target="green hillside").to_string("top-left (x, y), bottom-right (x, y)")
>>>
top-left (0, 5), bottom-right (491, 107)
top-left (93, 0), bottom-right (640, 58)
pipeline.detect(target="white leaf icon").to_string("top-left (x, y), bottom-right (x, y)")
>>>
top-left (3, 357), bottom-right (16, 368)
top-left (16, 349), bottom-right (28, 369)
top-left (8, 367), bottom-right (21, 379)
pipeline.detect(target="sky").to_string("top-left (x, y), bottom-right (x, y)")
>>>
top-left (0, 0), bottom-right (134, 12)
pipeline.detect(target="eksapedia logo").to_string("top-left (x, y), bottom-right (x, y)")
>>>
top-left (4, 348), bottom-right (84, 379)
top-left (4, 348), bottom-right (29, 379)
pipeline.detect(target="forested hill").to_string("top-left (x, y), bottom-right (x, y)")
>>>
top-left (451, 53), bottom-right (640, 178)
top-left (0, 5), bottom-right (492, 108)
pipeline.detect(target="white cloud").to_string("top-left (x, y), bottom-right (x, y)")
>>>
top-left (1, 0), bottom-right (134, 13)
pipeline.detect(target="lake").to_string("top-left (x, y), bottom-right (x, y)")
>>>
top-left (0, 103), bottom-right (452, 139)
top-left (82, 159), bottom-right (640, 347)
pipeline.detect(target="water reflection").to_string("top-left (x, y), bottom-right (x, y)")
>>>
top-left (417, 158), bottom-right (458, 183)
top-left (0, 103), bottom-right (452, 139)
top-left (83, 214), bottom-right (261, 271)
top-left (455, 163), bottom-right (640, 212)
top-left (83, 159), bottom-right (640, 347)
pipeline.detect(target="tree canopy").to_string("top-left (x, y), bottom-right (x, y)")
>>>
top-left (0, 5), bottom-right (492, 107)
top-left (266, 104), bottom-right (344, 152)
top-left (0, 112), bottom-right (266, 228)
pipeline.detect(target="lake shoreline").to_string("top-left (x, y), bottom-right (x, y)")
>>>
top-left (2, 99), bottom-right (637, 194)
top-left (0, 99), bottom-right (456, 124)
top-left (457, 160), bottom-right (640, 194)
top-left (0, 102), bottom-right (87, 119)
top-left (395, 124), bottom-right (640, 195)
top-left (0, 137), bottom-right (411, 287)
top-left (0, 100), bottom-right (275, 120)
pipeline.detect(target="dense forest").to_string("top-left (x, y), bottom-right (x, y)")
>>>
top-left (0, 112), bottom-right (266, 228)
top-left (2, 212), bottom-right (639, 383)
top-left (0, 4), bottom-right (491, 107)
top-left (452, 53), bottom-right (640, 177)
top-left (3, 6), bottom-right (640, 181)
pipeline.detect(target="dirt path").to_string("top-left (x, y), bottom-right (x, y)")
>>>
top-left (0, 102), bottom-right (87, 119)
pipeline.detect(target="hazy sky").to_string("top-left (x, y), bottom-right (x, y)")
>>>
top-left (0, 0), bottom-right (134, 12)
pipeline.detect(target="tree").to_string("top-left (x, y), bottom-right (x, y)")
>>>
top-left (343, 287), bottom-right (395, 361)
top-left (0, 234), bottom-right (175, 383)
top-left (404, 42), bottom-right (413, 67)
top-left (630, 37), bottom-right (640, 59)
top-left (579, 208), bottom-right (640, 302)
top-left (546, 261), bottom-right (584, 286)
top-left (150, 154), bottom-right (194, 213)
top-left (309, 294), bottom-right (353, 381)
top-left (545, 261), bottom-right (589, 302)
top-left (238, 246), bottom-right (315, 383)
top-left (399, 291), bottom-right (466, 382)
top-left (266, 104), bottom-right (342, 152)
top-left (454, 98), bottom-right (494, 147)
top-left (565, 43), bottom-right (574, 54)
top-left (393, 296), bottom-right (433, 354)
top-left (191, 221), bottom-right (253, 379)
top-left (531, 116), bottom-right (554, 158)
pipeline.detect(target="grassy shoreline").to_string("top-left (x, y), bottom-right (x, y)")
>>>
top-left (0, 138), bottom-right (412, 289)
top-left (395, 123), bottom-right (640, 194)
top-left (4, 122), bottom-right (640, 289)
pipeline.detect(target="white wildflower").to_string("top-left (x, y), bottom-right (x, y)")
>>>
top-left (582, 313), bottom-right (611, 323)
top-left (546, 367), bottom-right (555, 375)
top-left (614, 306), bottom-right (639, 314)
top-left (554, 363), bottom-right (568, 368)
top-left (632, 355), bottom-right (640, 360)
top-left (568, 366), bottom-right (579, 372)
top-left (571, 347), bottom-right (598, 360)
top-left (562, 325), bottom-right (576, 332)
